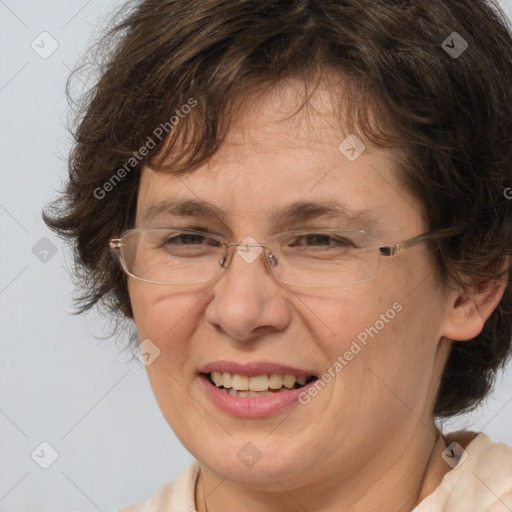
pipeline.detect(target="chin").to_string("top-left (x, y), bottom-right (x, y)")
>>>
top-left (193, 435), bottom-right (317, 486)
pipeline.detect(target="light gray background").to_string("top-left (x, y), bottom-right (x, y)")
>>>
top-left (1, 1), bottom-right (511, 511)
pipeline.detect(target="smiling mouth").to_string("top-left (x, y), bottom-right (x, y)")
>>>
top-left (203, 371), bottom-right (317, 397)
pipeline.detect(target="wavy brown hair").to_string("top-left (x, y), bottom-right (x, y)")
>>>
top-left (43, 0), bottom-right (512, 418)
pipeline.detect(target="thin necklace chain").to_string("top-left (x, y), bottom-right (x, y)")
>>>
top-left (201, 468), bottom-right (209, 512)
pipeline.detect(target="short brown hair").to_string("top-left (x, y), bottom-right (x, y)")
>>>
top-left (43, 0), bottom-right (512, 418)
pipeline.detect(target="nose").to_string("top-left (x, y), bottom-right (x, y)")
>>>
top-left (204, 241), bottom-right (291, 342)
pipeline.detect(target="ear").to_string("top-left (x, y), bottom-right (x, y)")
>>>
top-left (441, 261), bottom-right (508, 342)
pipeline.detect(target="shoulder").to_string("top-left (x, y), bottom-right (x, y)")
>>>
top-left (414, 431), bottom-right (512, 512)
top-left (117, 460), bottom-right (201, 512)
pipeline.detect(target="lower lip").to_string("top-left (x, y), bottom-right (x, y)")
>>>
top-left (198, 373), bottom-right (318, 418)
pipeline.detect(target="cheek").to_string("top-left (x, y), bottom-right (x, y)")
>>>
top-left (128, 282), bottom-right (209, 434)
top-left (298, 269), bottom-right (442, 400)
top-left (128, 281), bottom-right (209, 381)
top-left (293, 283), bottom-right (394, 356)
top-left (129, 280), bottom-right (204, 336)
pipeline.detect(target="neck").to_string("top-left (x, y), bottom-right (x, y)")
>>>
top-left (195, 425), bottom-right (453, 512)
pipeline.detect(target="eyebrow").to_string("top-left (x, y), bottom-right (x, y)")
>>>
top-left (143, 199), bottom-right (226, 224)
top-left (142, 198), bottom-right (380, 231)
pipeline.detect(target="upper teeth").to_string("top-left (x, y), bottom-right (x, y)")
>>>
top-left (210, 371), bottom-right (308, 391)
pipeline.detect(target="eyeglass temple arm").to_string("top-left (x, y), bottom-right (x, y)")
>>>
top-left (378, 227), bottom-right (460, 257)
top-left (109, 239), bottom-right (123, 261)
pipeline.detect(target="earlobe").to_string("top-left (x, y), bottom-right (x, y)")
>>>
top-left (442, 274), bottom-right (508, 342)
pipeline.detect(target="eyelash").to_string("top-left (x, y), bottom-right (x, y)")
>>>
top-left (157, 222), bottom-right (357, 238)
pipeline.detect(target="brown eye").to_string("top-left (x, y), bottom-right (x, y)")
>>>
top-left (289, 234), bottom-right (353, 248)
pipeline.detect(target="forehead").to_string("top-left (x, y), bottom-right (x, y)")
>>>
top-left (213, 75), bottom-right (354, 151)
top-left (135, 78), bottom-right (424, 236)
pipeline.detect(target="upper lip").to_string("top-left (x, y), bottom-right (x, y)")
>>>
top-left (199, 360), bottom-right (317, 377)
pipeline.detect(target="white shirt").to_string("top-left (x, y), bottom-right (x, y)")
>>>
top-left (119, 432), bottom-right (512, 511)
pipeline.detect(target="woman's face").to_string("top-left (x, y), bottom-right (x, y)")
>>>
top-left (128, 78), bottom-right (453, 489)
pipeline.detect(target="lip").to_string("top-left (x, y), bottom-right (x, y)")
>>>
top-left (198, 373), bottom-right (319, 418)
top-left (199, 360), bottom-right (316, 377)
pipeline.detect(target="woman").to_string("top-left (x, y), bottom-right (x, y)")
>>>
top-left (43, 0), bottom-right (512, 510)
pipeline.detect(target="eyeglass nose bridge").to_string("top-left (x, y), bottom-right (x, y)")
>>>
top-left (219, 239), bottom-right (278, 271)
